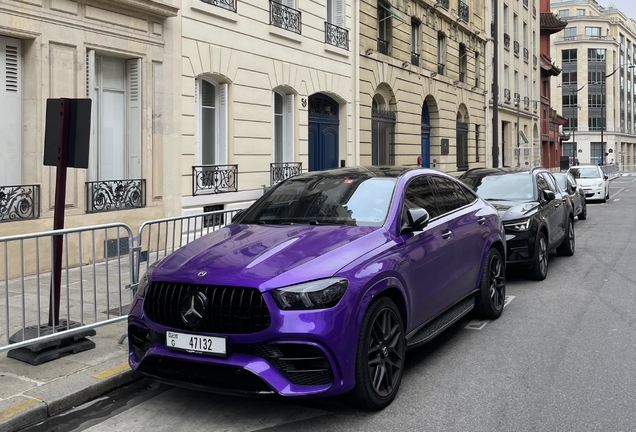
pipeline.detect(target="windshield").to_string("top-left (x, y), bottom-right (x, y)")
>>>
top-left (237, 175), bottom-right (398, 226)
top-left (553, 174), bottom-right (567, 190)
top-left (569, 167), bottom-right (601, 179)
top-left (461, 173), bottom-right (535, 201)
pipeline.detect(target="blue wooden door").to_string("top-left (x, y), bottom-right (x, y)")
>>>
top-left (308, 94), bottom-right (339, 171)
top-left (421, 104), bottom-right (431, 168)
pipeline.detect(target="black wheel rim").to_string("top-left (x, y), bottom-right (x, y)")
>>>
top-left (489, 254), bottom-right (505, 311)
top-left (538, 237), bottom-right (548, 276)
top-left (367, 308), bottom-right (404, 397)
top-left (569, 222), bottom-right (575, 251)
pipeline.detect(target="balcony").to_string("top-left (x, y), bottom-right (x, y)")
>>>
top-left (524, 96), bottom-right (530, 109)
top-left (411, 52), bottom-right (420, 66)
top-left (437, 0), bottom-right (449, 10)
top-left (504, 33), bottom-right (510, 49)
top-left (200, 0), bottom-right (236, 12)
top-left (438, 63), bottom-right (445, 75)
top-left (85, 179), bottom-right (146, 214)
top-left (533, 101), bottom-right (538, 112)
top-left (524, 48), bottom-right (529, 62)
top-left (325, 22), bottom-right (349, 50)
top-left (458, 1), bottom-right (469, 22)
top-left (0, 184), bottom-right (40, 222)
top-left (271, 162), bottom-right (302, 186)
top-left (270, 0), bottom-right (301, 34)
top-left (514, 41), bottom-right (520, 55)
top-left (192, 165), bottom-right (238, 196)
top-left (504, 88), bottom-right (511, 103)
top-left (514, 92), bottom-right (520, 105)
top-left (377, 38), bottom-right (389, 55)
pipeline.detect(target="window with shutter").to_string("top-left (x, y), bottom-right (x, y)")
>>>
top-left (196, 77), bottom-right (228, 166)
top-left (127, 58), bottom-right (142, 179)
top-left (0, 36), bottom-right (22, 185)
top-left (273, 91), bottom-right (295, 163)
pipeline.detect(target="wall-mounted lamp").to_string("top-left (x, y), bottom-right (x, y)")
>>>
top-left (365, 48), bottom-right (374, 55)
top-left (430, 72), bottom-right (438, 78)
top-left (402, 61), bottom-right (410, 68)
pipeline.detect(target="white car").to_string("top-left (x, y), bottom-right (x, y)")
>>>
top-left (567, 165), bottom-right (610, 203)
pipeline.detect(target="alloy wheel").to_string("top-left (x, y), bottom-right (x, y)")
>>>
top-left (489, 254), bottom-right (505, 311)
top-left (538, 236), bottom-right (548, 277)
top-left (367, 308), bottom-right (404, 397)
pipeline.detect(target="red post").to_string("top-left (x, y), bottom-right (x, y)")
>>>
top-left (49, 99), bottom-right (71, 327)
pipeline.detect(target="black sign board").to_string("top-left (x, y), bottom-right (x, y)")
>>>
top-left (441, 139), bottom-right (449, 155)
top-left (43, 98), bottom-right (92, 169)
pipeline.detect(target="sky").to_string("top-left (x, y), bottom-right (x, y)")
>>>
top-left (601, 0), bottom-right (636, 20)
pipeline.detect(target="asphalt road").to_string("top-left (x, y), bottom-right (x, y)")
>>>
top-left (23, 175), bottom-right (636, 432)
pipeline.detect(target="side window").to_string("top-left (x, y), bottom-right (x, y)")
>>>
top-left (454, 182), bottom-right (475, 206)
top-left (567, 174), bottom-right (577, 189)
top-left (403, 176), bottom-right (443, 219)
top-left (541, 173), bottom-right (558, 192)
top-left (430, 176), bottom-right (463, 213)
top-left (536, 174), bottom-right (550, 197)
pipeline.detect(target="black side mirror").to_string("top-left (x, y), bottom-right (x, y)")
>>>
top-left (542, 190), bottom-right (556, 203)
top-left (403, 208), bottom-right (430, 234)
top-left (604, 175), bottom-right (609, 180)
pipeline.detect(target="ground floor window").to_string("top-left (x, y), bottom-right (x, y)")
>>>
top-left (0, 36), bottom-right (22, 185)
top-left (371, 98), bottom-right (396, 165)
top-left (590, 142), bottom-right (603, 164)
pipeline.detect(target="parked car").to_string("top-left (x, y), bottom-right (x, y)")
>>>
top-left (567, 165), bottom-right (610, 203)
top-left (553, 172), bottom-right (587, 220)
top-left (128, 166), bottom-right (506, 410)
top-left (458, 167), bottom-right (575, 281)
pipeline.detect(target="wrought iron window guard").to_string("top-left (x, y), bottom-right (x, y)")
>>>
top-left (491, 23), bottom-right (495, 37)
top-left (458, 1), bottom-right (469, 22)
top-left (523, 0), bottom-right (528, 6)
top-left (438, 63), bottom-right (445, 75)
top-left (533, 6), bottom-right (536, 16)
top-left (504, 88), bottom-right (511, 103)
top-left (504, 33), bottom-right (510, 49)
top-left (325, 22), bottom-right (349, 50)
top-left (533, 101), bottom-right (538, 112)
top-left (411, 52), bottom-right (420, 66)
top-left (377, 38), bottom-right (389, 55)
top-left (270, 0), bottom-right (301, 34)
top-left (437, 0), bottom-right (449, 9)
top-left (200, 0), bottom-right (237, 13)
top-left (524, 97), bottom-right (530, 108)
top-left (270, 162), bottom-right (302, 186)
top-left (459, 71), bottom-right (465, 82)
top-left (85, 179), bottom-right (146, 214)
top-left (192, 165), bottom-right (238, 196)
top-left (0, 184), bottom-right (40, 222)
top-left (524, 48), bottom-right (529, 62)
top-left (533, 55), bottom-right (537, 66)
top-left (513, 41), bottom-right (520, 55)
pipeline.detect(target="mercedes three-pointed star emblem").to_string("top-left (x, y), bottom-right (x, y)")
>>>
top-left (180, 292), bottom-right (207, 327)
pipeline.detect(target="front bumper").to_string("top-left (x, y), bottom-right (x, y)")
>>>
top-left (127, 292), bottom-right (357, 399)
top-left (582, 185), bottom-right (604, 201)
top-left (504, 229), bottom-right (536, 267)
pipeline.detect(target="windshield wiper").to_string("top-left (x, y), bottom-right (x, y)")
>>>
top-left (308, 219), bottom-right (356, 226)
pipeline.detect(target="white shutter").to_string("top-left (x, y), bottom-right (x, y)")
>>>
top-left (335, 0), bottom-right (345, 28)
top-left (194, 78), bottom-right (201, 165)
top-left (86, 50), bottom-right (97, 181)
top-left (218, 83), bottom-right (228, 165)
top-left (126, 58), bottom-right (142, 179)
top-left (0, 36), bottom-right (22, 185)
top-left (284, 93), bottom-right (294, 162)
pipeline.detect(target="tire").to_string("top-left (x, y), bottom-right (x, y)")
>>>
top-left (527, 231), bottom-right (548, 281)
top-left (556, 218), bottom-right (575, 256)
top-left (349, 297), bottom-right (406, 411)
top-left (578, 202), bottom-right (587, 220)
top-left (475, 248), bottom-right (506, 320)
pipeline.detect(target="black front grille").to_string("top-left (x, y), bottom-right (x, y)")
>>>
top-left (144, 282), bottom-right (271, 334)
top-left (138, 356), bottom-right (273, 393)
top-left (234, 343), bottom-right (333, 386)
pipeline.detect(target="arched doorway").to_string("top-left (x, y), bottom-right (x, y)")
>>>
top-left (421, 103), bottom-right (431, 167)
top-left (308, 94), bottom-right (339, 171)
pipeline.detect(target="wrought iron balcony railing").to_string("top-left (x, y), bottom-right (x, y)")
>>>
top-left (523, 0), bottom-right (528, 6)
top-left (192, 165), bottom-right (238, 196)
top-left (459, 71), bottom-right (465, 82)
top-left (271, 162), bottom-right (302, 186)
top-left (533, 6), bottom-right (536, 16)
top-left (504, 33), bottom-right (510, 49)
top-left (377, 38), bottom-right (389, 55)
top-left (270, 0), bottom-right (301, 35)
top-left (85, 179), bottom-right (146, 214)
top-left (533, 101), bottom-right (538, 112)
top-left (437, 63), bottom-right (444, 75)
top-left (514, 41), bottom-right (520, 55)
top-left (458, 1), bottom-right (469, 22)
top-left (411, 52), bottom-right (420, 66)
top-left (504, 88), bottom-right (511, 103)
top-left (514, 92), bottom-right (520, 105)
top-left (325, 22), bottom-right (349, 50)
top-left (437, 0), bottom-right (449, 10)
top-left (0, 184), bottom-right (40, 222)
top-left (524, 48), bottom-right (529, 62)
top-left (533, 55), bottom-right (537, 66)
top-left (491, 22), bottom-right (495, 37)
top-left (200, 0), bottom-right (236, 12)
top-left (524, 96), bottom-right (530, 109)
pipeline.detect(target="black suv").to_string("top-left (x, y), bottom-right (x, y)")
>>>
top-left (458, 167), bottom-right (575, 280)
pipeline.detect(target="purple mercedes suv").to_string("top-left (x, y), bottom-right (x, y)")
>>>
top-left (128, 166), bottom-right (506, 410)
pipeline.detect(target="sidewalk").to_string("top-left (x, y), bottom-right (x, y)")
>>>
top-left (0, 321), bottom-right (139, 432)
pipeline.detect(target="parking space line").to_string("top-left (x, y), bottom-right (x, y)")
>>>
top-left (612, 187), bottom-right (626, 198)
top-left (465, 295), bottom-right (516, 330)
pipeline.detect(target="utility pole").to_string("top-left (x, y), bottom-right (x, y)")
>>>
top-left (492, 2), bottom-right (499, 168)
top-left (516, 95), bottom-right (520, 167)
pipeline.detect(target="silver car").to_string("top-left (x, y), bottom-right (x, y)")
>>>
top-left (554, 172), bottom-right (587, 220)
top-left (567, 165), bottom-right (610, 203)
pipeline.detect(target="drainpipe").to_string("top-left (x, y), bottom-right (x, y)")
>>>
top-left (354, 0), bottom-right (361, 166)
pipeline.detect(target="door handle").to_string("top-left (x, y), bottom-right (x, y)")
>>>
top-left (442, 230), bottom-right (453, 240)
top-left (477, 216), bottom-right (486, 225)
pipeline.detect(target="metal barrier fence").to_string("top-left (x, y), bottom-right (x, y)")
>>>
top-left (1, 223), bottom-right (134, 353)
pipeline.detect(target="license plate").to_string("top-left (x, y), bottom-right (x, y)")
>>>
top-left (166, 331), bottom-right (227, 356)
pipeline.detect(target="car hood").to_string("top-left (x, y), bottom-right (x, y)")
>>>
top-left (575, 178), bottom-right (603, 187)
top-left (487, 200), bottom-right (539, 221)
top-left (150, 224), bottom-right (388, 291)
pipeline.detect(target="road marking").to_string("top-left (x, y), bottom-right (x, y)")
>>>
top-left (0, 398), bottom-right (37, 421)
top-left (614, 198), bottom-right (620, 202)
top-left (465, 295), bottom-right (516, 330)
top-left (92, 362), bottom-right (130, 380)
top-left (612, 187), bottom-right (626, 198)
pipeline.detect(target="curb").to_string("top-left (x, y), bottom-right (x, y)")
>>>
top-left (0, 362), bottom-right (141, 432)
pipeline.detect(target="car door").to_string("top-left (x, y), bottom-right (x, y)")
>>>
top-left (539, 173), bottom-right (566, 246)
top-left (430, 176), bottom-right (489, 302)
top-left (400, 175), bottom-right (454, 328)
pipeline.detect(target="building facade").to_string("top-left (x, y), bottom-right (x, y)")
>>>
top-left (0, 0), bottom-right (181, 236)
top-left (486, 0), bottom-right (542, 168)
top-left (179, 0), bottom-right (356, 216)
top-left (360, 0), bottom-right (487, 174)
top-left (552, 0), bottom-right (636, 169)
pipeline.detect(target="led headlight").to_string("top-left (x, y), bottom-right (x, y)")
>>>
top-left (135, 259), bottom-right (164, 297)
top-left (596, 181), bottom-right (604, 187)
top-left (271, 278), bottom-right (348, 310)
top-left (504, 218), bottom-right (531, 232)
